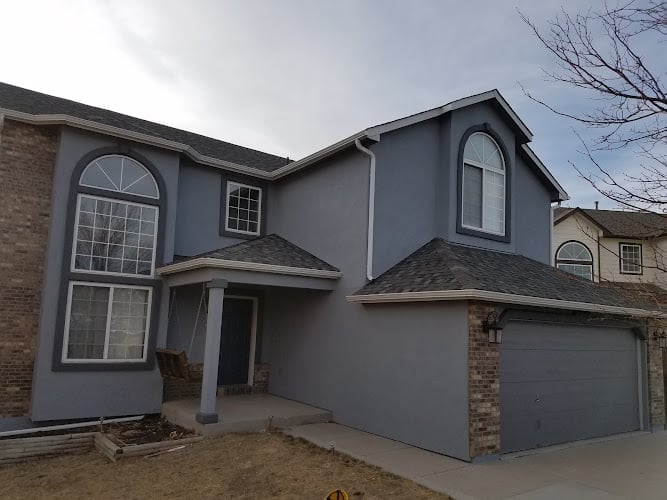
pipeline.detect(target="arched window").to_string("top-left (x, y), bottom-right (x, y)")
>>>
top-left (461, 132), bottom-right (505, 235)
top-left (556, 241), bottom-right (593, 280)
top-left (61, 153), bottom-right (161, 364)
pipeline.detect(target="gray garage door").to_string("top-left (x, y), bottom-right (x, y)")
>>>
top-left (500, 321), bottom-right (640, 453)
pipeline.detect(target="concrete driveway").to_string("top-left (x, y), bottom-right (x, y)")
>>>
top-left (288, 423), bottom-right (667, 499)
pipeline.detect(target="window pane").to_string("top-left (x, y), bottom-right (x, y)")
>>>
top-left (66, 285), bottom-right (109, 360)
top-left (557, 263), bottom-right (593, 281)
top-left (462, 164), bottom-right (482, 228)
top-left (621, 244), bottom-right (642, 273)
top-left (73, 195), bottom-right (157, 277)
top-left (226, 183), bottom-right (262, 234)
top-left (108, 287), bottom-right (149, 360)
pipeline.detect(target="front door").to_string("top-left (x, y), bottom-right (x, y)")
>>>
top-left (217, 297), bottom-right (254, 386)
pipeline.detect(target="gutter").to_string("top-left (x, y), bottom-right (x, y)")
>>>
top-left (355, 139), bottom-right (376, 281)
top-left (346, 289), bottom-right (667, 318)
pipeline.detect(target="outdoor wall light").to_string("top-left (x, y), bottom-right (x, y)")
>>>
top-left (483, 311), bottom-right (503, 344)
top-left (654, 328), bottom-right (667, 349)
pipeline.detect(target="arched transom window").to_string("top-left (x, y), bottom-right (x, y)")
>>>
top-left (462, 132), bottom-right (505, 235)
top-left (556, 241), bottom-right (593, 280)
top-left (80, 154), bottom-right (159, 198)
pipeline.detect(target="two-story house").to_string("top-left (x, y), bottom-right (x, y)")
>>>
top-left (553, 207), bottom-right (667, 290)
top-left (0, 82), bottom-right (665, 462)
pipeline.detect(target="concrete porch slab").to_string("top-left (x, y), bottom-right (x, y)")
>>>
top-left (162, 394), bottom-right (331, 437)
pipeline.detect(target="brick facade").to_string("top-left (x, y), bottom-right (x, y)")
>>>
top-left (0, 118), bottom-right (58, 417)
top-left (468, 300), bottom-right (501, 458)
top-left (647, 318), bottom-right (666, 430)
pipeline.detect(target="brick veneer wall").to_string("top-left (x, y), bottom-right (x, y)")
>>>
top-left (0, 118), bottom-right (58, 417)
top-left (647, 318), bottom-right (666, 430)
top-left (468, 301), bottom-right (501, 459)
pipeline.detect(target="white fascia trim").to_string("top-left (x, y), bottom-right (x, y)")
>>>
top-left (520, 144), bottom-right (570, 201)
top-left (0, 108), bottom-right (275, 180)
top-left (346, 289), bottom-right (667, 318)
top-left (157, 257), bottom-right (341, 279)
top-left (366, 90), bottom-right (533, 142)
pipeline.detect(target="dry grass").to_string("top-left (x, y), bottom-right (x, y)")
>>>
top-left (0, 431), bottom-right (448, 499)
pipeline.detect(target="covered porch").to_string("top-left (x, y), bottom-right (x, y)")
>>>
top-left (162, 393), bottom-right (331, 437)
top-left (155, 235), bottom-right (340, 428)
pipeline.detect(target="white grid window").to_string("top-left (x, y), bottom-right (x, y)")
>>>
top-left (620, 243), bottom-right (642, 274)
top-left (462, 132), bottom-right (505, 235)
top-left (225, 182), bottom-right (261, 235)
top-left (80, 154), bottom-right (159, 199)
top-left (63, 283), bottom-right (152, 362)
top-left (72, 195), bottom-right (158, 277)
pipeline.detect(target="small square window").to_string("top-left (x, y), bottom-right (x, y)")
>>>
top-left (620, 243), bottom-right (642, 274)
top-left (224, 181), bottom-right (262, 236)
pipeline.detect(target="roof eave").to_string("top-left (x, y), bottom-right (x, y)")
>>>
top-left (346, 289), bottom-right (665, 317)
top-left (156, 257), bottom-right (341, 279)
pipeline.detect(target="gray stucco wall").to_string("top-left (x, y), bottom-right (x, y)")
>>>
top-left (267, 150), bottom-right (471, 460)
top-left (370, 101), bottom-right (553, 276)
top-left (174, 162), bottom-right (254, 256)
top-left (31, 127), bottom-right (179, 421)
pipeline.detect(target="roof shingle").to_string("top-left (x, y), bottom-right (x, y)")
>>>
top-left (554, 207), bottom-right (667, 238)
top-left (0, 82), bottom-right (290, 172)
top-left (171, 234), bottom-right (339, 272)
top-left (355, 238), bottom-right (660, 310)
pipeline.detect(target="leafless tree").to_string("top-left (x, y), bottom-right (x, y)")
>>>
top-left (519, 0), bottom-right (667, 213)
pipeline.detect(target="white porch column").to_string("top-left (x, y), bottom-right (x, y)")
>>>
top-left (196, 279), bottom-right (228, 424)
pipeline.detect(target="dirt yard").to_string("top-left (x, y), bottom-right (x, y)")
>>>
top-left (0, 431), bottom-right (448, 499)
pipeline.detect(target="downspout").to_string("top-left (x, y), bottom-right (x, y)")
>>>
top-left (597, 229), bottom-right (602, 282)
top-left (355, 139), bottom-right (376, 281)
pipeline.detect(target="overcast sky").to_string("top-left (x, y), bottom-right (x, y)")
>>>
top-left (1, 0), bottom-right (662, 208)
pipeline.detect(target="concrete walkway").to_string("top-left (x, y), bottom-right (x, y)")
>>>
top-left (287, 423), bottom-right (667, 499)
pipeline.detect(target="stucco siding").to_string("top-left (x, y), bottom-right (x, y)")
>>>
top-left (31, 127), bottom-right (180, 421)
top-left (266, 150), bottom-right (470, 460)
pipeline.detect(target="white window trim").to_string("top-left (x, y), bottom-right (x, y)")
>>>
top-left (620, 243), bottom-right (643, 274)
top-left (461, 135), bottom-right (506, 236)
top-left (79, 154), bottom-right (160, 199)
top-left (62, 281), bottom-right (153, 363)
top-left (225, 181), bottom-right (262, 236)
top-left (70, 193), bottom-right (159, 279)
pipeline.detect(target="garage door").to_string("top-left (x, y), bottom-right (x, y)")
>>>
top-left (500, 321), bottom-right (640, 453)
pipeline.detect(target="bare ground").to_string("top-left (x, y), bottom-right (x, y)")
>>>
top-left (0, 431), bottom-right (448, 499)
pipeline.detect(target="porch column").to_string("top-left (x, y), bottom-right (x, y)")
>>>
top-left (196, 279), bottom-right (228, 424)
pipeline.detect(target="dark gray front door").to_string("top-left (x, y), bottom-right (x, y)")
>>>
top-left (218, 298), bottom-right (253, 386)
top-left (500, 321), bottom-right (640, 453)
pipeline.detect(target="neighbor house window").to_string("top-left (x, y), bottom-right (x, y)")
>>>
top-left (462, 132), bottom-right (505, 235)
top-left (620, 243), bottom-right (642, 274)
top-left (63, 283), bottom-right (152, 362)
top-left (556, 241), bottom-right (594, 280)
top-left (60, 153), bottom-right (160, 367)
top-left (225, 181), bottom-right (262, 235)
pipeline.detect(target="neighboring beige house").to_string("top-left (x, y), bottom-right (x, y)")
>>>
top-left (553, 207), bottom-right (667, 288)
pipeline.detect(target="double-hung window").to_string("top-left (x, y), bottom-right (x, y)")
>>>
top-left (620, 243), bottom-right (642, 274)
top-left (461, 132), bottom-right (506, 235)
top-left (224, 181), bottom-right (262, 236)
top-left (62, 154), bottom-right (160, 364)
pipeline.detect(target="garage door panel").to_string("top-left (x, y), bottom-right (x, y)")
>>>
top-left (500, 321), bottom-right (640, 453)
top-left (501, 349), bottom-right (637, 382)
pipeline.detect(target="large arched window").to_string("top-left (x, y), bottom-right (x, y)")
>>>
top-left (61, 154), bottom-right (161, 364)
top-left (461, 132), bottom-right (506, 235)
top-left (556, 241), bottom-right (593, 281)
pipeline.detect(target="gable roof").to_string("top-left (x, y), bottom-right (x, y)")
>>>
top-left (0, 82), bottom-right (568, 198)
top-left (158, 234), bottom-right (340, 279)
top-left (554, 207), bottom-right (667, 238)
top-left (0, 82), bottom-right (290, 173)
top-left (350, 238), bottom-right (663, 316)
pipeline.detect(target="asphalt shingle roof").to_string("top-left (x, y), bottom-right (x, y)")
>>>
top-left (172, 234), bottom-right (339, 272)
top-left (0, 82), bottom-right (290, 172)
top-left (554, 207), bottom-right (667, 238)
top-left (355, 238), bottom-right (660, 310)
